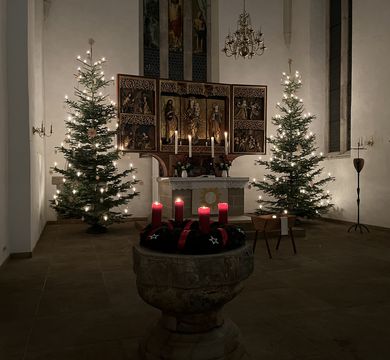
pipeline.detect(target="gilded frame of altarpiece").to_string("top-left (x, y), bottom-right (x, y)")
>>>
top-left (117, 75), bottom-right (158, 152)
top-left (117, 74), bottom-right (267, 159)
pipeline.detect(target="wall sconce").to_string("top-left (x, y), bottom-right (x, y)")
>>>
top-left (32, 122), bottom-right (53, 138)
top-left (366, 136), bottom-right (374, 147)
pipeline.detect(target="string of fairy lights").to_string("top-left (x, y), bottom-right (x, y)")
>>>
top-left (51, 48), bottom-right (138, 221)
top-left (250, 69), bottom-right (335, 216)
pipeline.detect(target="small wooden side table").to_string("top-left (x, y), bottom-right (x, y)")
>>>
top-left (251, 215), bottom-right (297, 258)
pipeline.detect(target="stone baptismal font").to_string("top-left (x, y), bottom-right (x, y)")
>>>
top-left (133, 200), bottom-right (254, 360)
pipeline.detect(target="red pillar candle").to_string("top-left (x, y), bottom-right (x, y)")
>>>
top-left (174, 198), bottom-right (184, 223)
top-left (218, 203), bottom-right (229, 224)
top-left (151, 201), bottom-right (163, 228)
top-left (198, 206), bottom-right (210, 233)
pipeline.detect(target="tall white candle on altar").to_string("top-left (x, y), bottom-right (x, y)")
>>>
top-left (174, 130), bottom-right (178, 154)
top-left (224, 131), bottom-right (228, 155)
top-left (211, 136), bottom-right (215, 158)
top-left (188, 135), bottom-right (192, 158)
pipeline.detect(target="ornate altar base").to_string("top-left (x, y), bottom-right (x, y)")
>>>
top-left (157, 177), bottom-right (249, 218)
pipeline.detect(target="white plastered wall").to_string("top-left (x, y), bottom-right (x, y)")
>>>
top-left (43, 0), bottom-right (152, 220)
top-left (0, 0), bottom-right (9, 264)
top-left (29, 0), bottom-right (47, 250)
top-left (40, 0), bottom-right (390, 228)
top-left (219, 0), bottom-right (390, 228)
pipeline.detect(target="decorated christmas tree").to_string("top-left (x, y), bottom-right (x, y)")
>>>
top-left (50, 39), bottom-right (140, 233)
top-left (251, 62), bottom-right (334, 218)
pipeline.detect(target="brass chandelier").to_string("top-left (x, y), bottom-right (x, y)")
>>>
top-left (222, 0), bottom-right (266, 59)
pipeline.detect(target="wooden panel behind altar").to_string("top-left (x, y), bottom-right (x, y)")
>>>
top-left (117, 74), bottom-right (267, 156)
top-left (117, 75), bottom-right (157, 152)
top-left (232, 85), bottom-right (267, 154)
top-left (159, 79), bottom-right (230, 154)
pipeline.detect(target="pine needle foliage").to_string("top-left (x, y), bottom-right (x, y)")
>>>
top-left (251, 69), bottom-right (334, 218)
top-left (50, 44), bottom-right (139, 232)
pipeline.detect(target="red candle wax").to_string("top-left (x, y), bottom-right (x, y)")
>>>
top-left (198, 206), bottom-right (210, 233)
top-left (151, 202), bottom-right (163, 228)
top-left (174, 198), bottom-right (184, 223)
top-left (218, 203), bottom-right (229, 224)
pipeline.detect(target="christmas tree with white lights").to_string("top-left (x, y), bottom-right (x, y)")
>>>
top-left (50, 39), bottom-right (140, 233)
top-left (251, 62), bottom-right (334, 218)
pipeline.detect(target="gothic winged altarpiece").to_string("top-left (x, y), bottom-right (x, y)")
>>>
top-left (117, 74), bottom-right (267, 176)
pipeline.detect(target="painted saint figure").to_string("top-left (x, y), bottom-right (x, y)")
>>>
top-left (168, 0), bottom-right (183, 50)
top-left (164, 99), bottom-right (178, 144)
top-left (209, 104), bottom-right (222, 143)
top-left (193, 11), bottom-right (206, 53)
top-left (141, 95), bottom-right (151, 114)
top-left (121, 91), bottom-right (135, 113)
top-left (191, 101), bottom-right (201, 144)
top-left (235, 99), bottom-right (248, 120)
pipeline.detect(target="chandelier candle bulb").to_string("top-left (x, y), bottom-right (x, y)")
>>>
top-left (174, 198), bottom-right (184, 223)
top-left (218, 203), bottom-right (229, 224)
top-left (198, 206), bottom-right (211, 234)
top-left (188, 135), bottom-right (192, 158)
top-left (211, 136), bottom-right (215, 158)
top-left (174, 130), bottom-right (178, 155)
top-left (151, 202), bottom-right (163, 228)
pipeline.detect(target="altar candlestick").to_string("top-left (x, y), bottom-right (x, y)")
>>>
top-left (174, 130), bottom-right (178, 155)
top-left (211, 136), bottom-right (215, 158)
top-left (198, 206), bottom-right (210, 233)
top-left (174, 198), bottom-right (184, 223)
top-left (151, 202), bottom-right (163, 228)
top-left (218, 203), bottom-right (229, 224)
top-left (188, 135), bottom-right (192, 158)
top-left (224, 131), bottom-right (228, 155)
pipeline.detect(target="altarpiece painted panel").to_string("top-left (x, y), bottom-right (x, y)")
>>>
top-left (159, 80), bottom-right (230, 154)
top-left (117, 75), bottom-right (267, 159)
top-left (232, 85), bottom-right (267, 154)
top-left (117, 75), bottom-right (157, 152)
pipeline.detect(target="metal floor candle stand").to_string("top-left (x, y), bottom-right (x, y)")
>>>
top-left (348, 142), bottom-right (369, 234)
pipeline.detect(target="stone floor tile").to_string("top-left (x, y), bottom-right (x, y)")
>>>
top-left (36, 286), bottom-right (110, 317)
top-left (0, 319), bottom-right (33, 358)
top-left (26, 311), bottom-right (121, 354)
top-left (121, 337), bottom-right (142, 360)
top-left (0, 289), bottom-right (42, 321)
top-left (24, 340), bottom-right (127, 360)
top-left (96, 253), bottom-right (133, 272)
top-left (44, 271), bottom-right (104, 290)
top-left (0, 221), bottom-right (389, 360)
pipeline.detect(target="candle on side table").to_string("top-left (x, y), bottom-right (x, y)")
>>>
top-left (224, 131), bottom-right (228, 155)
top-left (151, 202), bottom-right (163, 228)
top-left (198, 206), bottom-right (210, 233)
top-left (174, 130), bottom-right (178, 155)
top-left (188, 135), bottom-right (192, 158)
top-left (174, 198), bottom-right (184, 223)
top-left (218, 203), bottom-right (229, 224)
top-left (211, 136), bottom-right (215, 158)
